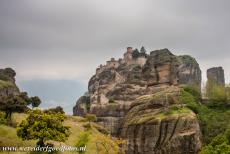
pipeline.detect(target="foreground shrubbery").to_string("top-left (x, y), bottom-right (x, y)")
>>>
top-left (17, 109), bottom-right (70, 147)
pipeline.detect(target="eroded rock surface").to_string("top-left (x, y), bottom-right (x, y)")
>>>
top-left (207, 67), bottom-right (225, 86)
top-left (120, 86), bottom-right (202, 154)
top-left (178, 55), bottom-right (202, 90)
top-left (0, 68), bottom-right (20, 100)
top-left (73, 48), bottom-right (202, 153)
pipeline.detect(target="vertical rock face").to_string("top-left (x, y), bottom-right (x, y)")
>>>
top-left (72, 93), bottom-right (90, 116)
top-left (73, 48), bottom-right (202, 153)
top-left (120, 87), bottom-right (202, 154)
top-left (178, 55), bottom-right (202, 89)
top-left (0, 68), bottom-right (20, 100)
top-left (207, 67), bottom-right (225, 86)
top-left (142, 49), bottom-right (180, 86)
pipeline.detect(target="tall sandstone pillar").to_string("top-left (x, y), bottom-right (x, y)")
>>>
top-left (207, 67), bottom-right (225, 86)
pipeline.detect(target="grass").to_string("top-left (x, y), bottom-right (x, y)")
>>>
top-left (0, 113), bottom-right (121, 154)
top-left (0, 80), bottom-right (14, 89)
top-left (127, 106), bottom-right (193, 125)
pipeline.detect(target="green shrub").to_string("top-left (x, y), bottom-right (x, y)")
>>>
top-left (206, 79), bottom-right (229, 108)
top-left (83, 123), bottom-right (91, 130)
top-left (76, 132), bottom-right (89, 154)
top-left (0, 111), bottom-right (7, 124)
top-left (200, 124), bottom-right (230, 153)
top-left (180, 90), bottom-right (199, 114)
top-left (183, 85), bottom-right (201, 102)
top-left (108, 98), bottom-right (116, 103)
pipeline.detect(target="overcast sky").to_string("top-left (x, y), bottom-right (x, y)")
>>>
top-left (0, 0), bottom-right (230, 114)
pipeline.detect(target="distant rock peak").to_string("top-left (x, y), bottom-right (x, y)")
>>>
top-left (207, 66), bottom-right (225, 85)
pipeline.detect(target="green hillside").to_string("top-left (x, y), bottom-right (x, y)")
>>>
top-left (0, 113), bottom-right (122, 154)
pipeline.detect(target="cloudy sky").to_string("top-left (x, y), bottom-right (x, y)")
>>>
top-left (0, 0), bottom-right (230, 114)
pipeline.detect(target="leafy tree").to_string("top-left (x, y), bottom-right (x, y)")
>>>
top-left (30, 96), bottom-right (41, 108)
top-left (0, 92), bottom-right (42, 120)
top-left (17, 109), bottom-right (70, 147)
top-left (180, 90), bottom-right (199, 114)
top-left (44, 106), bottom-right (65, 114)
top-left (206, 79), bottom-right (228, 107)
top-left (183, 85), bottom-right (201, 102)
top-left (0, 94), bottom-right (28, 120)
top-left (132, 48), bottom-right (140, 59)
top-left (140, 46), bottom-right (146, 53)
top-left (140, 46), bottom-right (147, 57)
top-left (200, 125), bottom-right (230, 154)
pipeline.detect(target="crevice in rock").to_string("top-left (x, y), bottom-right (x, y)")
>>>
top-left (133, 125), bottom-right (139, 154)
top-left (169, 116), bottom-right (180, 141)
top-left (161, 121), bottom-right (169, 146)
top-left (155, 121), bottom-right (163, 150)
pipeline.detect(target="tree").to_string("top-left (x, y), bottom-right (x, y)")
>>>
top-left (30, 96), bottom-right (41, 108)
top-left (132, 48), bottom-right (140, 59)
top-left (0, 92), bottom-right (42, 120)
top-left (140, 46), bottom-right (146, 53)
top-left (183, 85), bottom-right (201, 102)
top-left (85, 114), bottom-right (97, 126)
top-left (44, 106), bottom-right (65, 114)
top-left (0, 93), bottom-right (28, 120)
top-left (206, 79), bottom-right (228, 107)
top-left (17, 109), bottom-right (70, 147)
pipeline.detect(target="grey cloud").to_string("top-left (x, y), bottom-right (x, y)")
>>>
top-left (0, 0), bottom-right (230, 81)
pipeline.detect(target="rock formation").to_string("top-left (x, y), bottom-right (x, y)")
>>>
top-left (120, 86), bottom-right (202, 154)
top-left (73, 47), bottom-right (202, 153)
top-left (0, 68), bottom-right (20, 100)
top-left (207, 67), bottom-right (225, 86)
top-left (73, 93), bottom-right (90, 116)
top-left (178, 55), bottom-right (202, 90)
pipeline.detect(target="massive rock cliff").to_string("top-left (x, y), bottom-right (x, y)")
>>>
top-left (73, 48), bottom-right (202, 153)
top-left (0, 68), bottom-right (20, 100)
top-left (120, 86), bottom-right (201, 154)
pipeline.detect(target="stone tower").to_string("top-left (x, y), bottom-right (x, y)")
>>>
top-left (207, 67), bottom-right (225, 86)
top-left (124, 47), bottom-right (133, 60)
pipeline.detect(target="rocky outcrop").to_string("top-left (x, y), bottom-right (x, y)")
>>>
top-left (72, 93), bottom-right (90, 116)
top-left (0, 68), bottom-right (20, 100)
top-left (120, 86), bottom-right (202, 154)
top-left (207, 67), bottom-right (225, 86)
top-left (178, 55), bottom-right (202, 90)
top-left (142, 49), bottom-right (179, 86)
top-left (73, 47), bottom-right (202, 153)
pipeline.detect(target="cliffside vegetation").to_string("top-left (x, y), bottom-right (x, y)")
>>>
top-left (181, 84), bottom-right (230, 153)
top-left (0, 80), bottom-right (14, 89)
